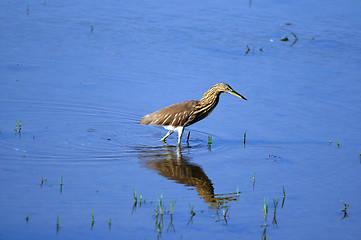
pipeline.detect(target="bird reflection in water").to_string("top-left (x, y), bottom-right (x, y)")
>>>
top-left (136, 145), bottom-right (239, 207)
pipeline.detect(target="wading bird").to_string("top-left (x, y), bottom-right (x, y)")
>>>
top-left (140, 83), bottom-right (247, 145)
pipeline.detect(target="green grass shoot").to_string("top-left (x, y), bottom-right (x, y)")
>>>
top-left (92, 211), bottom-right (95, 224)
top-left (189, 203), bottom-right (195, 216)
top-left (133, 189), bottom-right (137, 203)
top-left (60, 175), bottom-right (63, 190)
top-left (337, 141), bottom-right (340, 147)
top-left (157, 195), bottom-right (164, 215)
top-left (155, 204), bottom-right (159, 216)
top-left (273, 198), bottom-right (279, 212)
top-left (170, 200), bottom-right (176, 215)
top-left (222, 207), bottom-right (229, 219)
top-left (340, 200), bottom-right (349, 211)
top-left (253, 172), bottom-right (255, 183)
top-left (56, 214), bottom-right (60, 231)
top-left (207, 134), bottom-right (212, 145)
top-left (236, 187), bottom-right (240, 197)
top-left (245, 42), bottom-right (250, 55)
top-left (108, 217), bottom-right (112, 226)
top-left (263, 198), bottom-right (268, 225)
top-left (187, 131), bottom-right (191, 143)
top-left (243, 130), bottom-right (246, 145)
top-left (282, 185), bottom-right (285, 198)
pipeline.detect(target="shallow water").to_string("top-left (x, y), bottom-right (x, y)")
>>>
top-left (1, 0), bottom-right (361, 239)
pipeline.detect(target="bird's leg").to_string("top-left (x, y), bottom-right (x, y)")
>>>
top-left (161, 130), bottom-right (174, 142)
top-left (177, 127), bottom-right (185, 146)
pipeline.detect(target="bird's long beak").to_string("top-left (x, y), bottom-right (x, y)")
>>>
top-left (228, 90), bottom-right (247, 101)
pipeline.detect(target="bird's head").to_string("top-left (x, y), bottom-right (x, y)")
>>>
top-left (217, 83), bottom-right (247, 101)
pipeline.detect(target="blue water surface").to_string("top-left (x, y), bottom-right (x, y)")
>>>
top-left (1, 0), bottom-right (361, 239)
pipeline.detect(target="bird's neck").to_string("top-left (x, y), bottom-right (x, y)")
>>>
top-left (199, 87), bottom-right (221, 108)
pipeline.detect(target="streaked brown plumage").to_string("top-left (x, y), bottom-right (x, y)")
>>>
top-left (140, 83), bottom-right (247, 145)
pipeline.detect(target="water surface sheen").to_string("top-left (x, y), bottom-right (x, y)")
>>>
top-left (1, 0), bottom-right (361, 239)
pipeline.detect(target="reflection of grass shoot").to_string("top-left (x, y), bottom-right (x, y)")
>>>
top-left (56, 214), bottom-right (60, 232)
top-left (263, 198), bottom-right (268, 225)
top-left (14, 122), bottom-right (18, 133)
top-left (41, 176), bottom-right (44, 186)
top-left (243, 130), bottom-right (246, 145)
top-left (236, 187), bottom-right (240, 197)
top-left (169, 200), bottom-right (176, 215)
top-left (26, 214), bottom-right (29, 222)
top-left (108, 217), bottom-right (112, 227)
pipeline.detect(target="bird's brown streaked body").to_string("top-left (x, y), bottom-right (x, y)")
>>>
top-left (140, 83), bottom-right (247, 145)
